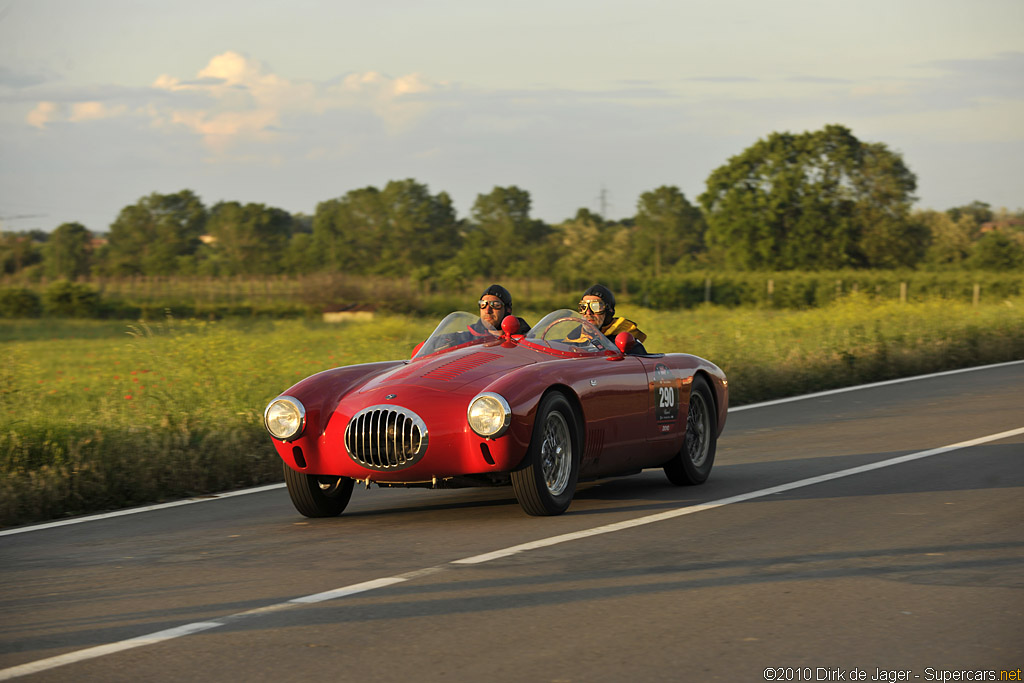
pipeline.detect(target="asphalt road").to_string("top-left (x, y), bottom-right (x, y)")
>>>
top-left (1, 362), bottom-right (1022, 682)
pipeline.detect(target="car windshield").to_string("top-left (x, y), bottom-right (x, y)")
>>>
top-left (412, 311), bottom-right (497, 359)
top-left (522, 309), bottom-right (620, 355)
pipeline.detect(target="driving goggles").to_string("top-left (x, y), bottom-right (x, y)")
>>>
top-left (478, 300), bottom-right (505, 310)
top-left (578, 300), bottom-right (608, 314)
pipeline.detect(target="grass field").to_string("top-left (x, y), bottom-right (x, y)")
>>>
top-left (3, 294), bottom-right (1023, 527)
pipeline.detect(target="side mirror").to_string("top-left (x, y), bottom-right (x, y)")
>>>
top-left (411, 340), bottom-right (424, 358)
top-left (501, 315), bottom-right (520, 337)
top-left (615, 332), bottom-right (636, 354)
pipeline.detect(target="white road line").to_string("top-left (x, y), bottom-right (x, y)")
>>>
top-left (0, 484), bottom-right (285, 538)
top-left (288, 577), bottom-right (409, 604)
top-left (454, 426), bottom-right (1024, 564)
top-left (2, 425), bottom-right (1021, 681)
top-left (3, 359), bottom-right (1021, 539)
top-left (0, 623), bottom-right (222, 680)
top-left (729, 359), bottom-right (1024, 412)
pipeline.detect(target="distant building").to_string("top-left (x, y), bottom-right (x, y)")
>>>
top-left (979, 219), bottom-right (1024, 233)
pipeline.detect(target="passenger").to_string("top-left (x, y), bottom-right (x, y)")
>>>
top-left (468, 284), bottom-right (531, 336)
top-left (572, 283), bottom-right (648, 354)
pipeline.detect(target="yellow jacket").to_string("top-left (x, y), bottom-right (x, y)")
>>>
top-left (602, 317), bottom-right (647, 343)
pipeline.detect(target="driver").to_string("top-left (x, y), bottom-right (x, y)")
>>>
top-left (571, 283), bottom-right (647, 354)
top-left (468, 284), bottom-right (531, 336)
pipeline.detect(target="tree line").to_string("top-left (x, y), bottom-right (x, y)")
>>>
top-left (3, 124), bottom-right (1022, 283)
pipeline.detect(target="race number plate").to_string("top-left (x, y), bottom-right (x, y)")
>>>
top-left (652, 363), bottom-right (679, 422)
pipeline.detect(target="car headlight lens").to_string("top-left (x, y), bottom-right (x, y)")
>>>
top-left (264, 396), bottom-right (306, 441)
top-left (467, 392), bottom-right (511, 438)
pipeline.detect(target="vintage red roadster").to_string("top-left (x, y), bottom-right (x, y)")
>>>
top-left (264, 309), bottom-right (728, 517)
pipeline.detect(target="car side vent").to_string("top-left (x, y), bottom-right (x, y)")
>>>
top-left (344, 405), bottom-right (428, 470)
top-left (422, 352), bottom-right (501, 381)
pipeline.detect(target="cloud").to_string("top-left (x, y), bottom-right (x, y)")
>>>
top-left (0, 65), bottom-right (52, 89)
top-left (69, 101), bottom-right (127, 122)
top-left (924, 51), bottom-right (1024, 89)
top-left (24, 98), bottom-right (132, 128)
top-left (26, 101), bottom-right (57, 128)
top-left (686, 76), bottom-right (759, 84)
top-left (146, 51), bottom-right (443, 148)
top-left (21, 51), bottom-right (445, 150)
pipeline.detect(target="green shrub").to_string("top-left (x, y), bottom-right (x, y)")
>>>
top-left (41, 280), bottom-right (101, 317)
top-left (0, 288), bottom-right (42, 317)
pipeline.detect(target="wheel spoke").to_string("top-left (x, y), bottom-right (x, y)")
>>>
top-left (686, 393), bottom-right (709, 467)
top-left (540, 411), bottom-right (571, 495)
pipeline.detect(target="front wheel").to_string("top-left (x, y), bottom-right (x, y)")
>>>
top-left (663, 375), bottom-right (717, 486)
top-left (511, 393), bottom-right (580, 516)
top-left (283, 463), bottom-right (355, 517)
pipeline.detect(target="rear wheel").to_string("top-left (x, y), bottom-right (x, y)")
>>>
top-left (663, 375), bottom-right (717, 486)
top-left (283, 463), bottom-right (355, 517)
top-left (512, 393), bottom-right (580, 516)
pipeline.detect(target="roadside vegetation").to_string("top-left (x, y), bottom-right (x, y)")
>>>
top-left (2, 270), bottom-right (1023, 321)
top-left (3, 293), bottom-right (1023, 528)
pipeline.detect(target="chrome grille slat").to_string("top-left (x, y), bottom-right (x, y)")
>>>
top-left (344, 405), bottom-right (428, 471)
top-left (374, 410), bottom-right (383, 468)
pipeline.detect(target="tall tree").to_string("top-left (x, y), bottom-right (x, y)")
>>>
top-left (916, 209), bottom-right (975, 267)
top-left (700, 125), bottom-right (918, 269)
top-left (45, 222), bottom-right (93, 279)
top-left (377, 180), bottom-right (460, 273)
top-left (554, 212), bottom-right (632, 287)
top-left (459, 186), bottom-right (552, 277)
top-left (946, 201), bottom-right (994, 226)
top-left (633, 186), bottom-right (706, 276)
top-left (103, 190), bottom-right (206, 275)
top-left (205, 202), bottom-right (293, 275)
top-left (0, 230), bottom-right (45, 275)
top-left (311, 179), bottom-right (459, 275)
top-left (312, 187), bottom-right (385, 273)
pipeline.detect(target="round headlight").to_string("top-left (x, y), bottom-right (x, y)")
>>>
top-left (264, 396), bottom-right (306, 441)
top-left (467, 392), bottom-right (511, 438)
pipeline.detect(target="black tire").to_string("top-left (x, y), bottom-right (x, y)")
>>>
top-left (511, 393), bottom-right (580, 516)
top-left (283, 463), bottom-right (355, 517)
top-left (663, 375), bottom-right (717, 486)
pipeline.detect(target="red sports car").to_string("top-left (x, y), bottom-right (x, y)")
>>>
top-left (264, 309), bottom-right (728, 517)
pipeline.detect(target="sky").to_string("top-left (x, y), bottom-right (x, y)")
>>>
top-left (1, 0), bottom-right (1022, 234)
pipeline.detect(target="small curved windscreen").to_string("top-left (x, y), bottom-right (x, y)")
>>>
top-left (523, 309), bottom-right (619, 354)
top-left (412, 311), bottom-right (495, 359)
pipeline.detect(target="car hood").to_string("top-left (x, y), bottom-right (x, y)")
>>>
top-left (353, 343), bottom-right (538, 396)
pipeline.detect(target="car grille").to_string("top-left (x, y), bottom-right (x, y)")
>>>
top-left (344, 405), bottom-right (428, 470)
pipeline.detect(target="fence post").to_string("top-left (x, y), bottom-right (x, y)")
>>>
top-left (973, 283), bottom-right (980, 307)
top-left (900, 282), bottom-right (907, 303)
top-left (704, 277), bottom-right (711, 304)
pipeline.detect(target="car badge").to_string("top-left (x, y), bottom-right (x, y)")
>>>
top-left (590, 379), bottom-right (598, 386)
top-left (385, 393), bottom-right (397, 400)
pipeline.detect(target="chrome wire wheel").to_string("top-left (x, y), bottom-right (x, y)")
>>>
top-left (512, 392), bottom-right (580, 516)
top-left (685, 389), bottom-right (711, 468)
top-left (663, 375), bottom-right (717, 487)
top-left (541, 410), bottom-right (572, 496)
